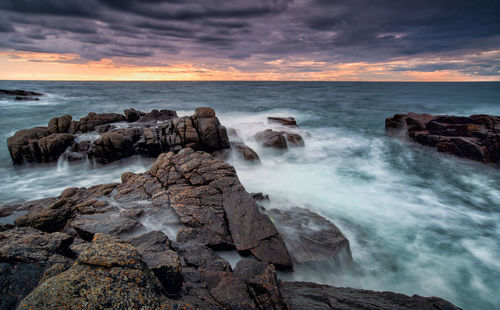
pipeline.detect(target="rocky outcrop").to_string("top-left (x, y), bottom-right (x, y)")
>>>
top-left (268, 207), bottom-right (352, 266)
top-left (279, 281), bottom-right (461, 310)
top-left (7, 107), bottom-right (230, 164)
top-left (386, 113), bottom-right (500, 164)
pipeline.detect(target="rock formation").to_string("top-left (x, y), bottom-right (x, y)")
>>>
top-left (7, 107), bottom-right (230, 164)
top-left (386, 112), bottom-right (500, 164)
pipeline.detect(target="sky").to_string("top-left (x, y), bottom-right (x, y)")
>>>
top-left (0, 0), bottom-right (499, 81)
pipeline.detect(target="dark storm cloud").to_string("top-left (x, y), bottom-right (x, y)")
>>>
top-left (0, 0), bottom-right (499, 75)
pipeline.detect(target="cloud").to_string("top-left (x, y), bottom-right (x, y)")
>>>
top-left (0, 0), bottom-right (499, 78)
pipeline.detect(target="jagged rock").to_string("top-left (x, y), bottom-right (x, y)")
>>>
top-left (172, 241), bottom-right (232, 272)
top-left (279, 281), bottom-right (461, 310)
top-left (8, 107), bottom-right (230, 165)
top-left (69, 112), bottom-right (125, 134)
top-left (386, 113), bottom-right (500, 164)
top-left (150, 149), bottom-right (292, 268)
top-left (268, 117), bottom-right (298, 127)
top-left (138, 109), bottom-right (178, 122)
top-left (17, 234), bottom-right (167, 309)
top-left (267, 207), bottom-right (352, 265)
top-left (284, 132), bottom-right (305, 147)
top-left (250, 193), bottom-right (270, 202)
top-left (0, 227), bottom-right (74, 310)
top-left (0, 197), bottom-right (57, 221)
top-left (124, 108), bottom-right (145, 122)
top-left (0, 89), bottom-right (44, 97)
top-left (234, 260), bottom-right (287, 310)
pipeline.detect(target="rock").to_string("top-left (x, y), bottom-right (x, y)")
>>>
top-left (69, 112), bottom-right (125, 134)
top-left (284, 132), bottom-right (305, 147)
top-left (0, 227), bottom-right (74, 310)
top-left (201, 270), bottom-right (257, 310)
top-left (70, 213), bottom-right (144, 241)
top-left (172, 241), bottom-right (232, 272)
top-left (130, 231), bottom-right (182, 293)
top-left (17, 234), bottom-right (166, 309)
top-left (0, 89), bottom-right (44, 97)
top-left (255, 129), bottom-right (288, 149)
top-left (267, 207), bottom-right (353, 265)
top-left (250, 193), bottom-right (270, 202)
top-left (279, 281), bottom-right (461, 310)
top-left (14, 96), bottom-right (39, 101)
top-left (231, 142), bottom-right (260, 162)
top-left (386, 113), bottom-right (500, 164)
top-left (8, 107), bottom-right (230, 164)
top-left (124, 108), bottom-right (145, 122)
top-left (14, 198), bottom-right (72, 233)
top-left (138, 109), bottom-right (178, 122)
top-left (234, 260), bottom-right (287, 310)
top-left (268, 116), bottom-right (298, 127)
top-left (48, 115), bottom-right (72, 133)
top-left (149, 149), bottom-right (292, 268)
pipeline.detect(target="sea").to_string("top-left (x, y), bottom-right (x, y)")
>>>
top-left (1, 81), bottom-right (499, 309)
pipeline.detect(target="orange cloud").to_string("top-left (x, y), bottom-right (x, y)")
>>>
top-left (0, 50), bottom-right (499, 81)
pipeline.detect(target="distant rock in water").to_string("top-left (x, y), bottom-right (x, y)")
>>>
top-left (1, 89), bottom-right (44, 102)
top-left (268, 116), bottom-right (298, 127)
top-left (7, 107), bottom-right (230, 164)
top-left (0, 89), bottom-right (44, 97)
top-left (386, 112), bottom-right (500, 164)
top-left (255, 129), bottom-right (305, 149)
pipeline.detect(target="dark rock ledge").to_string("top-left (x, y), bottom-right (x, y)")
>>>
top-left (386, 112), bottom-right (500, 164)
top-left (0, 148), bottom-right (461, 309)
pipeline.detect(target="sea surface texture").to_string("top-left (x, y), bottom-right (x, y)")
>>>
top-left (1, 81), bottom-right (499, 309)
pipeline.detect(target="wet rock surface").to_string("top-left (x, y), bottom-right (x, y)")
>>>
top-left (280, 281), bottom-right (461, 310)
top-left (7, 107), bottom-right (230, 164)
top-left (268, 117), bottom-right (298, 127)
top-left (386, 112), bottom-right (500, 164)
top-left (0, 89), bottom-right (44, 102)
top-left (267, 207), bottom-right (353, 265)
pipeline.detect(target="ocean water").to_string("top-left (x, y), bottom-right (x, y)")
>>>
top-left (1, 81), bottom-right (500, 309)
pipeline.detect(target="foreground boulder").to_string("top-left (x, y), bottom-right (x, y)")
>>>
top-left (17, 234), bottom-right (167, 309)
top-left (7, 107), bottom-right (230, 164)
top-left (386, 113), bottom-right (500, 164)
top-left (280, 281), bottom-right (461, 310)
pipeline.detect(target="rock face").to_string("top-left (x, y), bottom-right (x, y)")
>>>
top-left (267, 207), bottom-right (353, 266)
top-left (280, 281), bottom-right (462, 310)
top-left (7, 107), bottom-right (230, 164)
top-left (386, 112), bottom-right (500, 164)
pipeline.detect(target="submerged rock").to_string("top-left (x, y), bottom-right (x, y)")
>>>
top-left (7, 107), bottom-right (230, 165)
top-left (386, 112), bottom-right (500, 164)
top-left (280, 281), bottom-right (461, 310)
